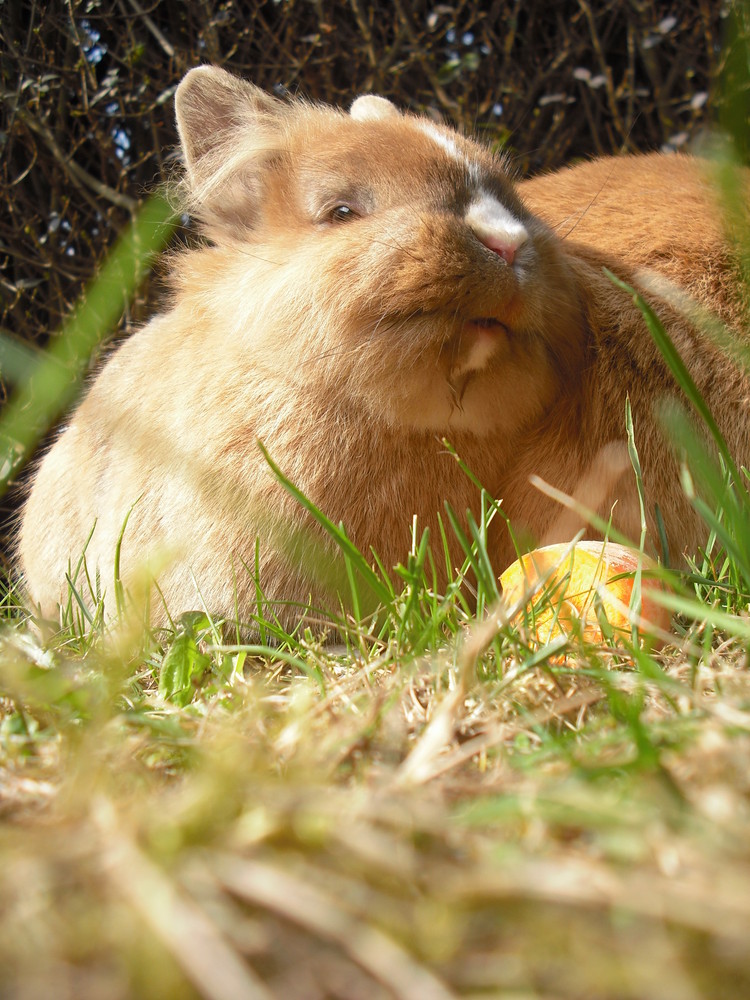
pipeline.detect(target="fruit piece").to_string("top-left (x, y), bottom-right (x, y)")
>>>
top-left (499, 541), bottom-right (671, 646)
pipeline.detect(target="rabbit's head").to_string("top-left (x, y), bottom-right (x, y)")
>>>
top-left (175, 67), bottom-right (585, 433)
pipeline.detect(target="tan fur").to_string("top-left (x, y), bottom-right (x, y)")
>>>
top-left (18, 66), bottom-right (750, 630)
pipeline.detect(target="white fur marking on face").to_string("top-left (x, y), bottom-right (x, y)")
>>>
top-left (467, 160), bottom-right (481, 184)
top-left (418, 122), bottom-right (468, 166)
top-left (419, 123), bottom-right (481, 185)
top-left (466, 193), bottom-right (528, 250)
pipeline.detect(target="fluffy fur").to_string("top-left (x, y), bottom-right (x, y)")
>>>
top-left (18, 66), bottom-right (750, 630)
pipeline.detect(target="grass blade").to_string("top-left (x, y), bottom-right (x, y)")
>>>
top-left (0, 195), bottom-right (175, 493)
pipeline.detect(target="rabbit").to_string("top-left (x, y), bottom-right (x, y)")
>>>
top-left (18, 65), bottom-right (750, 633)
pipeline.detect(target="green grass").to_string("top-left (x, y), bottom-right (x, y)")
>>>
top-left (4, 525), bottom-right (750, 998)
top-left (3, 98), bottom-right (750, 1000)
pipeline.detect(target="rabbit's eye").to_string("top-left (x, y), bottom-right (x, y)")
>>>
top-left (329, 204), bottom-right (358, 223)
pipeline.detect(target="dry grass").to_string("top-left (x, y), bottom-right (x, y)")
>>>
top-left (2, 596), bottom-right (750, 999)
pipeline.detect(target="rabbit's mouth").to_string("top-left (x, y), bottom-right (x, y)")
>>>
top-left (464, 317), bottom-right (509, 335)
top-left (443, 317), bottom-right (509, 378)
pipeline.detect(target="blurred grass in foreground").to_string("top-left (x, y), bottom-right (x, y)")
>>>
top-left (3, 83), bottom-right (750, 1000)
top-left (0, 195), bottom-right (176, 492)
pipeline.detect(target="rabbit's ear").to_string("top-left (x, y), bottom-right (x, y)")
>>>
top-left (175, 66), bottom-right (287, 237)
top-left (176, 66), bottom-right (283, 185)
top-left (349, 95), bottom-right (400, 122)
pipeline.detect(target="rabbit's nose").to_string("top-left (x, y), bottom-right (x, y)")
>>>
top-left (475, 233), bottom-right (518, 264)
top-left (465, 192), bottom-right (528, 265)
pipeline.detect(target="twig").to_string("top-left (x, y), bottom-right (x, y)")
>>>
top-left (576, 0), bottom-right (629, 147)
top-left (127, 0), bottom-right (176, 58)
top-left (18, 108), bottom-right (137, 213)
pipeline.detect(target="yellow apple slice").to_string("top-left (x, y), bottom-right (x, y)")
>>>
top-left (499, 541), bottom-right (671, 646)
